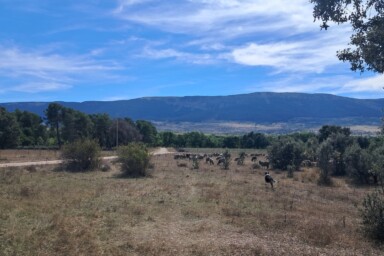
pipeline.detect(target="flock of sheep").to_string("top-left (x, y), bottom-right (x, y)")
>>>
top-left (174, 152), bottom-right (269, 167)
top-left (173, 151), bottom-right (276, 188)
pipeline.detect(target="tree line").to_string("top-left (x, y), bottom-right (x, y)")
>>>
top-left (0, 103), bottom-right (272, 149)
top-left (0, 103), bottom-right (157, 149)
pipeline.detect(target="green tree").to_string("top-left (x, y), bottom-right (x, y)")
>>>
top-left (268, 137), bottom-right (304, 170)
top-left (0, 108), bottom-right (20, 148)
top-left (15, 109), bottom-right (47, 146)
top-left (328, 133), bottom-right (353, 176)
top-left (223, 136), bottom-right (240, 148)
top-left (311, 0), bottom-right (384, 73)
top-left (304, 137), bottom-right (319, 161)
top-left (185, 132), bottom-right (206, 147)
top-left (61, 108), bottom-right (93, 143)
top-left (108, 119), bottom-right (142, 148)
top-left (317, 140), bottom-right (334, 186)
top-left (344, 143), bottom-right (372, 184)
top-left (45, 103), bottom-right (64, 148)
top-left (136, 120), bottom-right (158, 145)
top-left (318, 125), bottom-right (351, 143)
top-left (159, 131), bottom-right (177, 147)
top-left (90, 113), bottom-right (112, 148)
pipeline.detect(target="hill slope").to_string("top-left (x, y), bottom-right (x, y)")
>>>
top-left (1, 92), bottom-right (383, 124)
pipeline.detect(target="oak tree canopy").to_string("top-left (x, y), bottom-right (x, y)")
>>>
top-left (311, 0), bottom-right (384, 73)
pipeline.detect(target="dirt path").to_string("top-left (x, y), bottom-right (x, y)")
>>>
top-left (0, 160), bottom-right (64, 168)
top-left (152, 147), bottom-right (174, 155)
top-left (0, 148), bottom-right (173, 168)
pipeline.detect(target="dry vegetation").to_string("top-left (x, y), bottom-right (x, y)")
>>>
top-left (0, 149), bottom-right (382, 255)
top-left (0, 149), bottom-right (117, 163)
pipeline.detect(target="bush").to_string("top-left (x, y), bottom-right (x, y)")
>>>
top-left (117, 143), bottom-right (150, 177)
top-left (268, 137), bottom-right (304, 170)
top-left (192, 157), bottom-right (199, 170)
top-left (222, 150), bottom-right (231, 170)
top-left (317, 141), bottom-right (333, 186)
top-left (236, 152), bottom-right (246, 165)
top-left (61, 139), bottom-right (101, 171)
top-left (344, 143), bottom-right (372, 184)
top-left (287, 165), bottom-right (294, 178)
top-left (360, 189), bottom-right (384, 242)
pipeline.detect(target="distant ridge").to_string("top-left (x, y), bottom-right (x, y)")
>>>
top-left (1, 92), bottom-right (383, 125)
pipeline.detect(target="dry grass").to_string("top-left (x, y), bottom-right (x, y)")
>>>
top-left (0, 149), bottom-right (382, 255)
top-left (0, 149), bottom-right (116, 163)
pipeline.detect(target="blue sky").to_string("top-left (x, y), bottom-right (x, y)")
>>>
top-left (0, 0), bottom-right (383, 102)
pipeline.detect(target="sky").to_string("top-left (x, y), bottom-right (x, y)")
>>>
top-left (0, 0), bottom-right (383, 103)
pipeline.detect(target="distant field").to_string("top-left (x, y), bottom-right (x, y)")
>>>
top-left (153, 121), bottom-right (381, 135)
top-left (0, 150), bottom-right (382, 255)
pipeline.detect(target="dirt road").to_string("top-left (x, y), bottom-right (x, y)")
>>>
top-left (152, 147), bottom-right (174, 155)
top-left (0, 148), bottom-right (173, 168)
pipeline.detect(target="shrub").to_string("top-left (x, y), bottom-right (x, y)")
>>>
top-left (317, 141), bottom-right (333, 186)
top-left (344, 143), bottom-right (372, 184)
top-left (117, 143), bottom-right (150, 177)
top-left (268, 137), bottom-right (304, 170)
top-left (287, 165), bottom-right (294, 178)
top-left (236, 152), bottom-right (246, 165)
top-left (222, 150), bottom-right (231, 170)
top-left (61, 139), bottom-right (101, 171)
top-left (360, 189), bottom-right (384, 242)
top-left (192, 157), bottom-right (199, 170)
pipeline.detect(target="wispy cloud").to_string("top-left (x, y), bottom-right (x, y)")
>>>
top-left (230, 29), bottom-right (349, 73)
top-left (0, 45), bottom-right (122, 93)
top-left (113, 0), bottom-right (319, 37)
top-left (246, 73), bottom-right (384, 99)
top-left (113, 0), bottom-right (352, 74)
top-left (338, 75), bottom-right (384, 93)
top-left (13, 82), bottom-right (72, 93)
top-left (141, 47), bottom-right (218, 65)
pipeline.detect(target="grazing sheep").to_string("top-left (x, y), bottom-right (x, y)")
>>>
top-left (259, 161), bottom-right (270, 169)
top-left (264, 171), bottom-right (276, 189)
top-left (206, 157), bottom-right (214, 165)
top-left (217, 157), bottom-right (225, 165)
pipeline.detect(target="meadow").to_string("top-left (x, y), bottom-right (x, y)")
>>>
top-left (0, 149), bottom-right (382, 255)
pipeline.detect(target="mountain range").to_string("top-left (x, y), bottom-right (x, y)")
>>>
top-left (1, 92), bottom-right (383, 128)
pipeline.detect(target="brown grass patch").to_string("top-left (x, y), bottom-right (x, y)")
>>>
top-left (0, 150), bottom-right (383, 255)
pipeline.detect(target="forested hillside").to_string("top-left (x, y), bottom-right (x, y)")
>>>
top-left (1, 92), bottom-right (383, 124)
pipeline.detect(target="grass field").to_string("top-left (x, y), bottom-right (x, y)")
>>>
top-left (0, 149), bottom-right (382, 255)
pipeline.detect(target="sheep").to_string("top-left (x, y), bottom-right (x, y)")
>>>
top-left (259, 161), bottom-right (270, 169)
top-left (205, 157), bottom-right (214, 165)
top-left (217, 157), bottom-right (225, 165)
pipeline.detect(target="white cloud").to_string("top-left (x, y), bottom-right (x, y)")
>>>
top-left (113, 0), bottom-right (352, 74)
top-left (230, 26), bottom-right (350, 73)
top-left (13, 82), bottom-right (72, 93)
top-left (245, 73), bottom-right (384, 99)
top-left (0, 45), bottom-right (122, 93)
top-left (141, 47), bottom-right (217, 64)
top-left (113, 0), bottom-right (319, 37)
top-left (339, 75), bottom-right (384, 93)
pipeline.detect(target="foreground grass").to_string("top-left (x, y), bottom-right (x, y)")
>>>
top-left (0, 152), bottom-right (382, 255)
